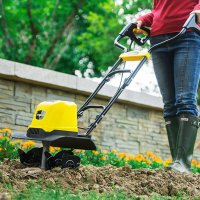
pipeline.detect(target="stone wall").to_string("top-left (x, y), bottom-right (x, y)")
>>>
top-left (1, 59), bottom-right (200, 160)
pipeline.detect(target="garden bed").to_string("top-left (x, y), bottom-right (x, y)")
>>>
top-left (1, 159), bottom-right (200, 199)
top-left (1, 129), bottom-right (200, 199)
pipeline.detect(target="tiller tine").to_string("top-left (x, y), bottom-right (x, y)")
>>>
top-left (18, 147), bottom-right (81, 170)
top-left (62, 154), bottom-right (81, 169)
top-left (45, 150), bottom-right (80, 170)
top-left (18, 147), bottom-right (43, 167)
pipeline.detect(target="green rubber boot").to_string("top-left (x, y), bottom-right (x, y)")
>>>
top-left (171, 113), bottom-right (199, 173)
top-left (164, 116), bottom-right (180, 161)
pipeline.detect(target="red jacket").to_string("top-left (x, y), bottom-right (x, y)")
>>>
top-left (138, 0), bottom-right (200, 36)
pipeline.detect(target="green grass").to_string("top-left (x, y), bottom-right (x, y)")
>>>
top-left (11, 184), bottom-right (130, 200)
top-left (1, 182), bottom-right (195, 200)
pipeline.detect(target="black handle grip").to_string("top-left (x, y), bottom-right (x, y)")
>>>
top-left (183, 13), bottom-right (200, 36)
top-left (118, 22), bottom-right (150, 46)
top-left (119, 23), bottom-right (150, 37)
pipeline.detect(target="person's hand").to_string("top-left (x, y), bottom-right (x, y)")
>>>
top-left (136, 20), bottom-right (143, 29)
top-left (133, 20), bottom-right (144, 34)
top-left (191, 10), bottom-right (200, 24)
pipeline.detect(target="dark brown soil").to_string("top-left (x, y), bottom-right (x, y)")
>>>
top-left (1, 159), bottom-right (200, 198)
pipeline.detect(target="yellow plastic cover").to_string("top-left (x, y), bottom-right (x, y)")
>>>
top-left (29, 100), bottom-right (78, 133)
top-left (119, 51), bottom-right (151, 61)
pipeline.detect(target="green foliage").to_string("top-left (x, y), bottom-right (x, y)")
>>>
top-left (0, 130), bottom-right (19, 161)
top-left (0, 0), bottom-right (152, 77)
top-left (8, 182), bottom-right (194, 200)
top-left (1, 133), bottom-right (200, 173)
top-left (191, 165), bottom-right (200, 174)
top-left (77, 150), bottom-right (126, 167)
top-left (0, 129), bottom-right (37, 161)
top-left (127, 159), bottom-right (150, 169)
top-left (75, 150), bottom-right (165, 169)
top-left (0, 138), bottom-right (18, 161)
top-left (1, 130), bottom-right (200, 173)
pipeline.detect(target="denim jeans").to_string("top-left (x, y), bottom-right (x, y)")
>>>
top-left (150, 32), bottom-right (200, 118)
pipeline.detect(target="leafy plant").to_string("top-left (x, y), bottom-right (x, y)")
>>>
top-left (0, 0), bottom-right (152, 77)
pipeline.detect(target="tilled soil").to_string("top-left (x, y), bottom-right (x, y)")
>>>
top-left (1, 159), bottom-right (200, 198)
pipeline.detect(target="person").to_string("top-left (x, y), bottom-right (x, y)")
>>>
top-left (136, 0), bottom-right (200, 173)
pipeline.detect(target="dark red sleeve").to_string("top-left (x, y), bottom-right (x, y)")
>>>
top-left (138, 12), bottom-right (154, 27)
top-left (193, 5), bottom-right (200, 10)
top-left (193, 0), bottom-right (200, 10)
top-left (137, 0), bottom-right (158, 27)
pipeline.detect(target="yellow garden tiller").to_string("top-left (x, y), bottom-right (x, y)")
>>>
top-left (12, 14), bottom-right (200, 170)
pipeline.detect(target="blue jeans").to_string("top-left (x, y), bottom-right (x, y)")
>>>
top-left (150, 32), bottom-right (200, 118)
